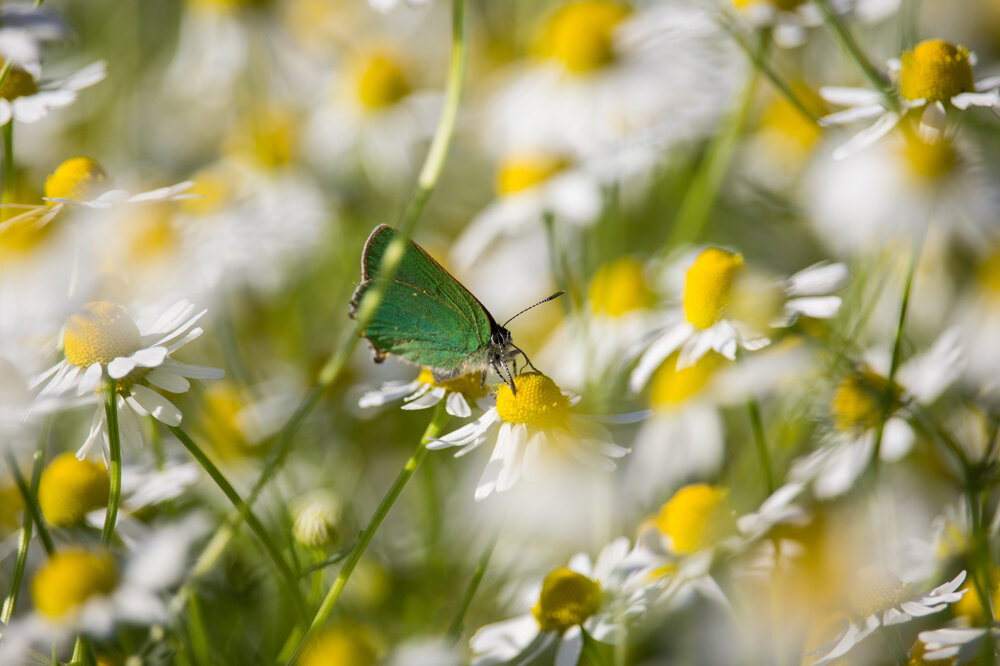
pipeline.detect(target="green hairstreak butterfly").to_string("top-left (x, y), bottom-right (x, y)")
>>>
top-left (349, 224), bottom-right (561, 393)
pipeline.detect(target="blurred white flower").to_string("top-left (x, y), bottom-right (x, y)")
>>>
top-left (821, 39), bottom-right (1000, 159)
top-left (367, 0), bottom-right (431, 12)
top-left (0, 3), bottom-right (68, 77)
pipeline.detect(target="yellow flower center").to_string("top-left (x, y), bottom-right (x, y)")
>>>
top-left (902, 132), bottom-right (957, 181)
top-left (196, 381), bottom-right (253, 459)
top-left (495, 153), bottom-right (569, 197)
top-left (537, 0), bottom-right (631, 74)
top-left (532, 567), bottom-right (603, 632)
top-left (953, 568), bottom-right (1000, 622)
top-left (847, 566), bottom-right (910, 618)
top-left (649, 351), bottom-right (722, 407)
top-left (759, 82), bottom-right (826, 157)
top-left (898, 39), bottom-right (975, 103)
top-left (182, 167), bottom-right (234, 216)
top-left (830, 370), bottom-right (899, 433)
top-left (495, 372), bottom-right (571, 429)
top-left (38, 453), bottom-right (110, 527)
top-left (300, 628), bottom-right (377, 666)
top-left (655, 484), bottom-right (734, 555)
top-left (416, 368), bottom-right (488, 401)
top-left (0, 66), bottom-right (37, 101)
top-left (31, 549), bottom-right (116, 618)
top-left (355, 53), bottom-right (410, 110)
top-left (683, 248), bottom-right (744, 329)
top-left (588, 257), bottom-right (655, 317)
top-left (226, 108), bottom-right (297, 169)
top-left (63, 301), bottom-right (143, 369)
top-left (977, 251), bottom-right (1000, 297)
top-left (44, 157), bottom-right (110, 204)
top-left (125, 204), bottom-right (179, 263)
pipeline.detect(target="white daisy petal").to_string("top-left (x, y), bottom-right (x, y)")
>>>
top-left (555, 627), bottom-right (583, 666)
top-left (145, 368), bottom-right (191, 394)
top-left (832, 112), bottom-right (901, 160)
top-left (128, 385), bottom-right (182, 427)
top-left (819, 86), bottom-right (883, 106)
top-left (445, 392), bottom-right (472, 418)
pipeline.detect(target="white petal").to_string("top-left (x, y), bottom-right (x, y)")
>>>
top-left (145, 368), bottom-right (191, 394)
top-left (400, 388), bottom-right (443, 411)
top-left (785, 262), bottom-right (849, 296)
top-left (820, 103), bottom-right (888, 126)
top-left (785, 296), bottom-right (842, 319)
top-left (832, 113), bottom-right (902, 160)
top-left (358, 380), bottom-right (421, 408)
top-left (820, 86), bottom-right (883, 106)
top-left (555, 627), bottom-right (583, 666)
top-left (128, 385), bottom-right (182, 426)
top-left (952, 89), bottom-right (1000, 109)
top-left (879, 418), bottom-right (914, 461)
top-left (918, 102), bottom-right (947, 142)
top-left (130, 346), bottom-right (169, 368)
top-left (629, 321), bottom-right (692, 392)
top-left (107, 355), bottom-right (138, 380)
top-left (445, 391), bottom-right (472, 418)
top-left (78, 363), bottom-right (103, 395)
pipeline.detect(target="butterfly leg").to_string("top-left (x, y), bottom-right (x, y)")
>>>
top-left (494, 349), bottom-right (517, 395)
top-left (509, 344), bottom-right (541, 373)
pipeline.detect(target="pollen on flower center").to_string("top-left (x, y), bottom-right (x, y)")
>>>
top-left (683, 248), bottom-right (744, 329)
top-left (0, 66), bottom-right (37, 101)
top-left (417, 368), bottom-right (488, 401)
top-left (532, 567), bottom-right (603, 632)
top-left (355, 53), bottom-right (410, 110)
top-left (44, 157), bottom-right (110, 204)
top-left (847, 566), bottom-right (909, 618)
top-left (830, 370), bottom-right (899, 433)
top-left (495, 153), bottom-right (569, 196)
top-left (538, 0), bottom-right (631, 74)
top-left (589, 256), bottom-right (655, 317)
top-left (31, 549), bottom-right (116, 618)
top-left (898, 39), bottom-right (975, 103)
top-left (63, 301), bottom-right (143, 369)
top-left (655, 484), bottom-right (734, 555)
top-left (495, 372), bottom-right (571, 429)
top-left (649, 352), bottom-right (721, 407)
top-left (38, 453), bottom-right (110, 527)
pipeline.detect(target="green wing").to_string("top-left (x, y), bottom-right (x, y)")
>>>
top-left (350, 225), bottom-right (495, 372)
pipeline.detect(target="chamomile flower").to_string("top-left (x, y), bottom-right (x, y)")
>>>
top-left (0, 60), bottom-right (105, 126)
top-left (630, 248), bottom-right (847, 391)
top-left (427, 372), bottom-right (632, 501)
top-left (470, 537), bottom-right (658, 666)
top-left (821, 39), bottom-right (1000, 159)
top-left (810, 568), bottom-right (967, 665)
top-left (791, 328), bottom-right (962, 499)
top-left (0, 518), bottom-right (208, 661)
top-left (38, 452), bottom-right (110, 527)
top-left (35, 299), bottom-right (224, 458)
top-left (359, 368), bottom-right (490, 418)
top-left (448, 148), bottom-right (603, 272)
top-left (486, 0), bottom-right (740, 170)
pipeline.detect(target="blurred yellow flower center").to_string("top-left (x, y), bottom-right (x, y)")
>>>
top-left (355, 53), bottom-right (410, 110)
top-left (589, 257), bottom-right (655, 317)
top-left (977, 251), bottom-right (1000, 297)
top-left (954, 568), bottom-right (1000, 621)
top-left (655, 484), bottom-right (733, 555)
top-left (683, 248), bottom-right (744, 329)
top-left (38, 453), bottom-right (110, 527)
top-left (197, 381), bottom-right (252, 459)
top-left (227, 109), bottom-right (296, 168)
top-left (538, 0), bottom-right (631, 73)
top-left (731, 0), bottom-right (805, 9)
top-left (898, 39), bottom-right (975, 103)
top-left (300, 628), bottom-right (377, 666)
top-left (902, 133), bottom-right (957, 181)
top-left (649, 352), bottom-right (721, 407)
top-left (125, 204), bottom-right (179, 263)
top-left (495, 153), bottom-right (568, 196)
top-left (63, 301), bottom-right (143, 369)
top-left (532, 567), bottom-right (602, 632)
top-left (183, 168), bottom-right (233, 215)
top-left (31, 549), bottom-right (116, 617)
top-left (847, 566), bottom-right (909, 618)
top-left (44, 157), bottom-right (110, 204)
top-left (417, 368), bottom-right (488, 401)
top-left (495, 372), bottom-right (570, 429)
top-left (830, 370), bottom-right (899, 433)
top-left (759, 83), bottom-right (826, 158)
top-left (0, 66), bottom-right (37, 101)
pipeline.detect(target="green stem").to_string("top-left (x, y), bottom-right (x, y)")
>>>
top-left (1, 447), bottom-right (46, 623)
top-left (167, 425), bottom-right (308, 623)
top-left (446, 524), bottom-right (503, 644)
top-left (102, 384), bottom-right (122, 545)
top-left (747, 399), bottom-right (775, 495)
top-left (286, 402), bottom-right (451, 665)
top-left (1, 121), bottom-right (13, 208)
top-left (813, 0), bottom-right (898, 111)
top-left (71, 635), bottom-right (97, 666)
top-left (174, 0), bottom-right (469, 599)
top-left (666, 35), bottom-right (762, 248)
top-left (868, 240), bottom-right (922, 470)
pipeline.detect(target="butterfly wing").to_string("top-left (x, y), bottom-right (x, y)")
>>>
top-left (350, 225), bottom-right (496, 373)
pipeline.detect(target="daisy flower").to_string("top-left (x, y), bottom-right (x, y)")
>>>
top-left (470, 537), bottom-right (658, 666)
top-left (810, 568), bottom-right (967, 665)
top-left (629, 248), bottom-right (847, 391)
top-left (0, 60), bottom-right (105, 126)
top-left (34, 299), bottom-right (224, 458)
top-left (821, 39), bottom-right (1000, 159)
top-left (0, 518), bottom-right (208, 662)
top-left (448, 148), bottom-right (603, 272)
top-left (918, 626), bottom-right (997, 663)
top-left (791, 328), bottom-right (962, 499)
top-left (359, 367), bottom-right (490, 418)
top-left (427, 372), bottom-right (633, 501)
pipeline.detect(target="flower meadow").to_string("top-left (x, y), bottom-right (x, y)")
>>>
top-left (3, 0), bottom-right (1000, 664)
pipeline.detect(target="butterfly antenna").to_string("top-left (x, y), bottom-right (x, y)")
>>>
top-left (502, 291), bottom-right (565, 327)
